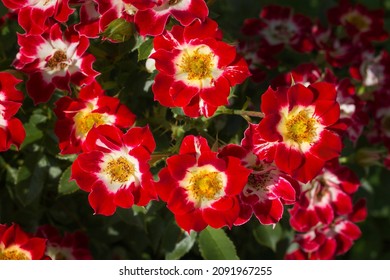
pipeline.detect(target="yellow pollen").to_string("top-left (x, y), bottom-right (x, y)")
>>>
top-left (0, 248), bottom-right (30, 260)
top-left (47, 50), bottom-right (68, 70)
top-left (104, 156), bottom-right (135, 183)
top-left (188, 171), bottom-right (223, 204)
top-left (285, 109), bottom-right (317, 144)
top-left (344, 13), bottom-right (370, 31)
top-left (179, 48), bottom-right (214, 80)
top-left (74, 112), bottom-right (106, 138)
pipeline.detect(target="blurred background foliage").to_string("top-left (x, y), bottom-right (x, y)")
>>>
top-left (0, 0), bottom-right (390, 259)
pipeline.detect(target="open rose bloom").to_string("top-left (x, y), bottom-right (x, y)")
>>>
top-left (2, 0), bottom-right (74, 35)
top-left (71, 125), bottom-right (157, 215)
top-left (156, 135), bottom-right (251, 232)
top-left (151, 18), bottom-right (250, 117)
top-left (253, 82), bottom-right (343, 183)
top-left (0, 224), bottom-right (46, 260)
top-left (219, 124), bottom-right (299, 226)
top-left (14, 23), bottom-right (99, 104)
top-left (54, 81), bottom-right (136, 154)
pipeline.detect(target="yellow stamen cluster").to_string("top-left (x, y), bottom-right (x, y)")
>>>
top-left (285, 109), bottom-right (318, 144)
top-left (344, 13), bottom-right (370, 31)
top-left (0, 248), bottom-right (30, 260)
top-left (104, 156), bottom-right (135, 183)
top-left (47, 50), bottom-right (68, 70)
top-left (74, 112), bottom-right (106, 138)
top-left (179, 48), bottom-right (214, 81)
top-left (187, 170), bottom-right (223, 205)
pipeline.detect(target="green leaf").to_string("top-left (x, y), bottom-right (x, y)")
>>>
top-left (20, 123), bottom-right (43, 149)
top-left (166, 231), bottom-right (197, 260)
top-left (15, 155), bottom-right (48, 206)
top-left (198, 227), bottom-right (239, 260)
top-left (137, 37), bottom-right (154, 61)
top-left (58, 166), bottom-right (79, 195)
top-left (102, 18), bottom-right (134, 42)
top-left (253, 224), bottom-right (282, 252)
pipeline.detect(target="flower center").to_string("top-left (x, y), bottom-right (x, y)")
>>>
top-left (74, 112), bottom-right (106, 138)
top-left (104, 156), bottom-right (135, 183)
top-left (284, 109), bottom-right (318, 144)
top-left (179, 47), bottom-right (214, 81)
top-left (0, 248), bottom-right (30, 260)
top-left (344, 12), bottom-right (370, 31)
top-left (47, 50), bottom-right (68, 71)
top-left (187, 170), bottom-right (223, 207)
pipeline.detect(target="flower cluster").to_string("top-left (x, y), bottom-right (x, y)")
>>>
top-left (1, 0), bottom-right (388, 260)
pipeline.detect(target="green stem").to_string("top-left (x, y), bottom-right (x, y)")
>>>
top-left (217, 107), bottom-right (265, 118)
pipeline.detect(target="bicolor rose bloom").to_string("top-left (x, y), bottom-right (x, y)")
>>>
top-left (36, 225), bottom-right (92, 260)
top-left (271, 64), bottom-right (367, 144)
top-left (349, 50), bottom-right (390, 90)
top-left (219, 124), bottom-right (298, 226)
top-left (14, 23), bottom-right (99, 104)
top-left (151, 18), bottom-right (250, 117)
top-left (54, 81), bottom-right (136, 154)
top-left (155, 135), bottom-right (251, 232)
top-left (2, 0), bottom-right (74, 35)
top-left (253, 82), bottom-right (343, 183)
top-left (286, 200), bottom-right (366, 260)
top-left (71, 125), bottom-right (157, 216)
top-left (241, 5), bottom-right (314, 54)
top-left (0, 223), bottom-right (47, 260)
top-left (0, 72), bottom-right (25, 152)
top-left (289, 161), bottom-right (360, 232)
top-left (327, 0), bottom-right (388, 42)
top-left (132, 0), bottom-right (209, 36)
